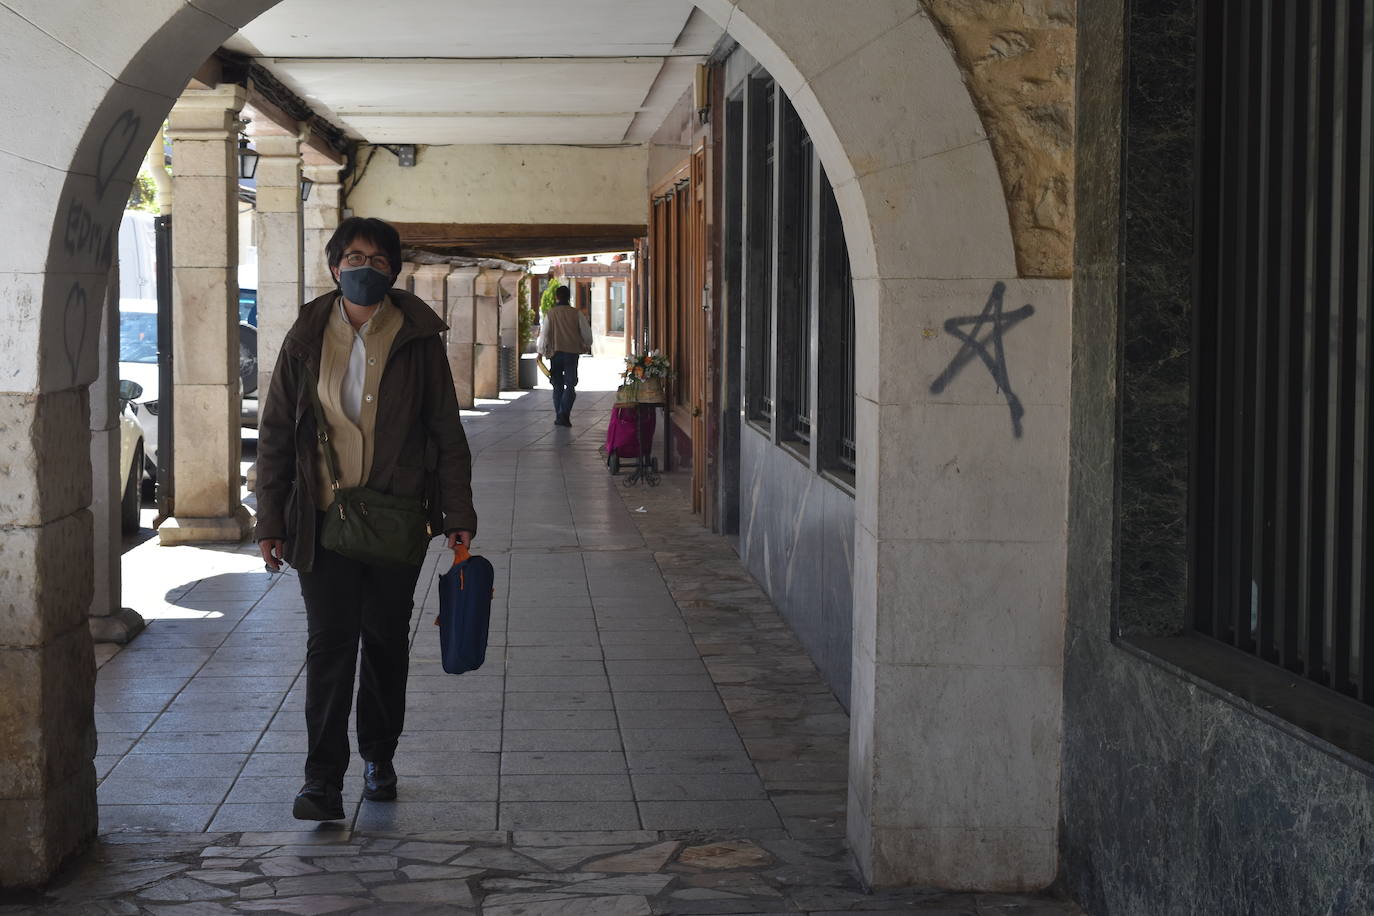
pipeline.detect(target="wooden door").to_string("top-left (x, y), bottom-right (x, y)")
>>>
top-left (689, 143), bottom-right (710, 519)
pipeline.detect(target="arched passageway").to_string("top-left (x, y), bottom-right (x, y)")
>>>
top-left (0, 0), bottom-right (1073, 893)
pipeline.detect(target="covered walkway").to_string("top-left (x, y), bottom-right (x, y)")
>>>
top-left (8, 368), bottom-right (1081, 913)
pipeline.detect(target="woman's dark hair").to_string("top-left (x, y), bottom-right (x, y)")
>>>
top-left (325, 217), bottom-right (403, 280)
top-left (555, 284), bottom-right (571, 303)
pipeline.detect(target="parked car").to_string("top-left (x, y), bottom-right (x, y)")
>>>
top-left (117, 298), bottom-right (160, 479)
top-left (118, 294), bottom-right (262, 474)
top-left (117, 380), bottom-right (145, 534)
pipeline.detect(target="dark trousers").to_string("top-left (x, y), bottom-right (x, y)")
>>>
top-left (550, 351), bottom-right (580, 418)
top-left (296, 524), bottom-right (423, 787)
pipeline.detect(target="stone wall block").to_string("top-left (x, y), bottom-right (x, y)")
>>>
top-left (0, 389), bottom-right (92, 528)
top-left (869, 823), bottom-right (1056, 891)
top-left (877, 401), bottom-right (1068, 543)
top-left (0, 624), bottom-right (97, 799)
top-left (855, 143), bottom-right (1018, 281)
top-left (168, 140), bottom-right (234, 180)
top-left (804, 9), bottom-right (987, 178)
top-left (879, 278), bottom-right (1070, 408)
top-left (0, 155), bottom-right (67, 279)
top-left (12, 0), bottom-right (228, 97)
top-left (170, 383), bottom-right (240, 517)
top-left (0, 511), bottom-right (94, 649)
top-left (254, 185), bottom-right (299, 213)
top-left (172, 268), bottom-right (237, 386)
top-left (170, 177), bottom-right (235, 266)
top-left (0, 10), bottom-right (118, 172)
top-left (0, 271), bottom-right (46, 399)
top-left (0, 765), bottom-right (97, 888)
top-left (875, 538), bottom-right (1067, 668)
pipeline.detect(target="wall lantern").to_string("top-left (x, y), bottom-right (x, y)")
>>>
top-left (300, 176), bottom-right (314, 202)
top-left (237, 137), bottom-right (260, 180)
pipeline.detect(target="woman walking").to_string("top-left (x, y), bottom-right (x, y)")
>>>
top-left (255, 217), bottom-right (477, 820)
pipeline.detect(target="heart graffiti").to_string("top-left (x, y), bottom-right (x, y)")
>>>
top-left (63, 282), bottom-right (90, 382)
top-left (95, 109), bottom-right (141, 201)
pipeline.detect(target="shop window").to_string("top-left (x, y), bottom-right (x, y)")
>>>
top-left (609, 280), bottom-right (626, 334)
top-left (744, 75), bottom-right (775, 428)
top-left (817, 167), bottom-right (855, 484)
top-left (776, 96), bottom-right (814, 452)
top-left (1192, 0), bottom-right (1374, 702)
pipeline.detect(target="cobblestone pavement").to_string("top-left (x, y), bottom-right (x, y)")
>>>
top-left (6, 364), bottom-right (1081, 914)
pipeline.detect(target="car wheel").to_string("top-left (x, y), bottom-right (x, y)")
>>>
top-left (239, 322), bottom-right (258, 397)
top-left (121, 442), bottom-right (143, 534)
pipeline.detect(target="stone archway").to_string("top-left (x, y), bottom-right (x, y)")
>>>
top-left (0, 0), bottom-right (1072, 891)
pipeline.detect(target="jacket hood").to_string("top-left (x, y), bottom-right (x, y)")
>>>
top-left (282, 288), bottom-right (447, 362)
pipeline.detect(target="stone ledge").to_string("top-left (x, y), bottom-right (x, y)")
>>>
top-left (158, 507), bottom-right (253, 546)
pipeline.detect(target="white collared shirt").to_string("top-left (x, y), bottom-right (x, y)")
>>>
top-left (337, 298), bottom-right (374, 425)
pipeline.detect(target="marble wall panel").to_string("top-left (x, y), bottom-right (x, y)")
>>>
top-left (1063, 1), bottom-right (1374, 913)
top-left (739, 427), bottom-right (854, 708)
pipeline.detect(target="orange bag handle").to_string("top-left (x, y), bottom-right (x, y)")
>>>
top-left (434, 544), bottom-right (473, 626)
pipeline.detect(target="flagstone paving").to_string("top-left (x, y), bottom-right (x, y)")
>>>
top-left (11, 363), bottom-right (1080, 913)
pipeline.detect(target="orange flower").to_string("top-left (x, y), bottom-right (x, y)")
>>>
top-left (635, 367), bottom-right (645, 378)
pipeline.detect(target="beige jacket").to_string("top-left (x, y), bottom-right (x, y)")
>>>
top-left (313, 296), bottom-right (403, 509)
top-left (537, 304), bottom-right (593, 358)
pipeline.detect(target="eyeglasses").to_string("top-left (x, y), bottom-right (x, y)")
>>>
top-left (342, 251), bottom-right (393, 271)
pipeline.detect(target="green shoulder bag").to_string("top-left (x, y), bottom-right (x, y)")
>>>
top-left (304, 366), bottom-right (430, 568)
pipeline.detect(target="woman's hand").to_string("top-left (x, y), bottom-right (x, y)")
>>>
top-left (259, 538), bottom-right (286, 572)
top-left (446, 530), bottom-right (473, 550)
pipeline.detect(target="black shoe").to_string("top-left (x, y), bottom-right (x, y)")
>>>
top-left (362, 760), bottom-right (397, 801)
top-left (555, 414), bottom-right (572, 427)
top-left (292, 780), bottom-right (344, 820)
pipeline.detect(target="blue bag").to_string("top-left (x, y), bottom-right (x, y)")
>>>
top-left (435, 546), bottom-right (495, 674)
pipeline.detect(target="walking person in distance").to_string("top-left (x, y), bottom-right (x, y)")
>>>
top-left (537, 284), bottom-right (593, 426)
top-left (254, 216), bottom-right (477, 821)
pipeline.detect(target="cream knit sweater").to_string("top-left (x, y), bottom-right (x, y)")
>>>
top-left (314, 296), bottom-right (403, 509)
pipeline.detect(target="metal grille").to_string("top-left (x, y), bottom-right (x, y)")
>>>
top-left (779, 99), bottom-right (813, 446)
top-left (1192, 0), bottom-right (1374, 700)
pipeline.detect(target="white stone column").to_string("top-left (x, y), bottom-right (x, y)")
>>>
top-left (411, 263), bottom-right (450, 323)
top-left (846, 275), bottom-right (1072, 890)
top-left (474, 268), bottom-right (502, 399)
top-left (89, 263), bottom-right (143, 643)
top-left (446, 267), bottom-right (480, 409)
top-left (395, 261), bottom-right (417, 294)
top-left (498, 270), bottom-right (521, 389)
top-left (248, 127), bottom-right (303, 404)
top-left (302, 160), bottom-right (343, 304)
top-left (160, 84), bottom-right (252, 544)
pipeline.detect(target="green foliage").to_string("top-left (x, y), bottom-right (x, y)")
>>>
top-left (126, 166), bottom-right (160, 214)
top-left (517, 277), bottom-right (535, 352)
top-left (539, 277), bottom-right (563, 315)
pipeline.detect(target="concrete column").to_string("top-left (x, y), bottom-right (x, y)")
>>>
top-left (249, 127), bottom-right (303, 402)
top-left (498, 270), bottom-right (521, 351)
top-left (395, 261), bottom-right (417, 293)
top-left (846, 277), bottom-right (1071, 891)
top-left (160, 84), bottom-right (252, 544)
top-left (474, 268), bottom-right (502, 399)
top-left (446, 267), bottom-right (480, 409)
top-left (89, 264), bottom-right (143, 643)
top-left (302, 161), bottom-right (343, 304)
top-left (411, 263), bottom-right (450, 323)
top-left (498, 271), bottom-right (522, 392)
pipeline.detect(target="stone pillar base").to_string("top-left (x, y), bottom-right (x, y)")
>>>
top-left (158, 507), bottom-right (253, 545)
top-left (89, 607), bottom-right (146, 645)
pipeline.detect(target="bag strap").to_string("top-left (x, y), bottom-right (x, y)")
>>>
top-left (300, 364), bottom-right (341, 494)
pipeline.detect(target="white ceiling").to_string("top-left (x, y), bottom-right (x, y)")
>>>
top-left (224, 0), bottom-right (722, 145)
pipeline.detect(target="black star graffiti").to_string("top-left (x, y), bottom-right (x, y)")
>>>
top-left (928, 282), bottom-right (1036, 438)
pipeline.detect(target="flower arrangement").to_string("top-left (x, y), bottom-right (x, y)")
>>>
top-left (623, 349), bottom-right (673, 381)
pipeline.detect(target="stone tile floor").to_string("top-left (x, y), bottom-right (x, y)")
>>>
top-left (5, 362), bottom-right (1082, 914)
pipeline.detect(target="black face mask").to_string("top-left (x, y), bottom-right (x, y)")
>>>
top-left (338, 265), bottom-right (391, 306)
